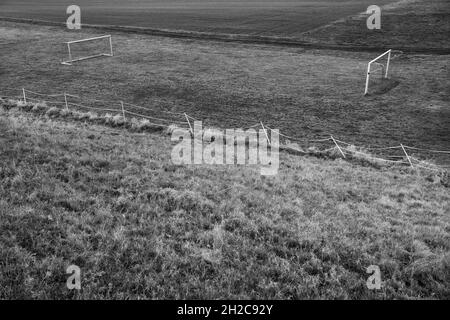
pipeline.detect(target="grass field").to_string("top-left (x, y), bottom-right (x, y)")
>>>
top-left (0, 0), bottom-right (395, 37)
top-left (303, 0), bottom-right (450, 50)
top-left (0, 17), bottom-right (449, 164)
top-left (2, 0), bottom-right (449, 52)
top-left (0, 0), bottom-right (449, 300)
top-left (0, 106), bottom-right (449, 299)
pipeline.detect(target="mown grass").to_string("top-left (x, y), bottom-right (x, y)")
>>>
top-left (303, 0), bottom-right (450, 51)
top-left (1, 105), bottom-right (449, 299)
top-left (0, 0), bottom-right (395, 37)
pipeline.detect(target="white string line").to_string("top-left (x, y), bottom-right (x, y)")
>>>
top-left (2, 88), bottom-right (450, 171)
top-left (78, 103), bottom-right (169, 128)
top-left (342, 149), bottom-right (409, 164)
top-left (25, 96), bottom-right (65, 105)
top-left (366, 146), bottom-right (403, 151)
top-left (2, 89), bottom-right (186, 128)
top-left (260, 125), bottom-right (296, 141)
top-left (3, 90), bottom-right (352, 139)
top-left (242, 123), bottom-right (262, 130)
top-left (64, 97), bottom-right (444, 168)
top-left (172, 112), bottom-right (258, 125)
top-left (121, 101), bottom-right (186, 117)
top-left (124, 104), bottom-right (256, 125)
top-left (266, 127), bottom-right (299, 140)
top-left (283, 145), bottom-right (335, 153)
top-left (51, 92), bottom-right (186, 123)
top-left (403, 145), bottom-right (450, 154)
top-left (309, 137), bottom-right (334, 142)
top-left (68, 94), bottom-right (126, 105)
top-left (409, 156), bottom-right (441, 168)
top-left (124, 109), bottom-right (187, 124)
top-left (121, 110), bottom-right (179, 128)
top-left (124, 110), bottom-right (187, 126)
top-left (0, 95), bottom-right (22, 99)
top-left (2, 87), bottom-right (21, 91)
top-left (265, 125), bottom-right (331, 143)
top-left (189, 114), bottom-right (267, 129)
top-left (413, 163), bottom-right (443, 171)
top-left (24, 89), bottom-right (65, 97)
top-left (282, 145), bottom-right (335, 153)
top-left (29, 91), bottom-right (187, 118)
top-left (335, 139), bottom-right (403, 151)
top-left (342, 150), bottom-right (409, 164)
top-left (67, 103), bottom-right (186, 129)
top-left (186, 114), bottom-right (199, 121)
top-left (68, 102), bottom-right (121, 113)
top-left (4, 97), bottom-right (449, 171)
top-left (67, 94), bottom-right (187, 118)
top-left (110, 101), bottom-right (450, 164)
top-left (201, 112), bottom-right (269, 125)
top-left (342, 147), bottom-right (403, 160)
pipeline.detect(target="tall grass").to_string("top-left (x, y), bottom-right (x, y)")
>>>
top-left (0, 106), bottom-right (449, 299)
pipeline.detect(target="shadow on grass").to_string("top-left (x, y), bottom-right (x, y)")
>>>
top-left (367, 78), bottom-right (401, 96)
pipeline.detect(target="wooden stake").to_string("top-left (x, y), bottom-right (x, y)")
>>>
top-left (364, 64), bottom-right (371, 95)
top-left (401, 144), bottom-right (413, 168)
top-left (184, 113), bottom-right (193, 136)
top-left (22, 88), bottom-right (27, 103)
top-left (260, 121), bottom-right (271, 146)
top-left (109, 35), bottom-right (114, 57)
top-left (121, 101), bottom-right (126, 120)
top-left (64, 93), bottom-right (69, 110)
top-left (331, 136), bottom-right (346, 158)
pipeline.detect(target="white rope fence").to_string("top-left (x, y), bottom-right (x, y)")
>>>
top-left (263, 125), bottom-right (450, 172)
top-left (1, 87), bottom-right (449, 172)
top-left (18, 88), bottom-right (189, 129)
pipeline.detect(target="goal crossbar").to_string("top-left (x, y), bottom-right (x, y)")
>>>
top-left (364, 49), bottom-right (391, 95)
top-left (62, 35), bottom-right (113, 66)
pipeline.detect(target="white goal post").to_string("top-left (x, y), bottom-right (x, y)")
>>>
top-left (364, 49), bottom-right (391, 95)
top-left (62, 35), bottom-right (113, 65)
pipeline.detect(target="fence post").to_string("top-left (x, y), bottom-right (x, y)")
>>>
top-left (109, 36), bottom-right (114, 57)
top-left (121, 101), bottom-right (126, 120)
top-left (22, 88), bottom-right (27, 103)
top-left (385, 49), bottom-right (391, 78)
top-left (64, 93), bottom-right (69, 110)
top-left (331, 135), bottom-right (346, 158)
top-left (364, 63), bottom-right (371, 95)
top-left (401, 144), bottom-right (413, 168)
top-left (184, 113), bottom-right (193, 136)
top-left (67, 43), bottom-right (72, 63)
top-left (260, 121), bottom-right (271, 146)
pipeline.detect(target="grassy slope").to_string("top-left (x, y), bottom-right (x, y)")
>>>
top-left (1, 107), bottom-right (449, 299)
top-left (0, 21), bottom-right (449, 165)
top-left (302, 0), bottom-right (450, 50)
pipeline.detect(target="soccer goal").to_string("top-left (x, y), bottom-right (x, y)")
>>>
top-left (62, 35), bottom-right (113, 65)
top-left (364, 49), bottom-right (391, 95)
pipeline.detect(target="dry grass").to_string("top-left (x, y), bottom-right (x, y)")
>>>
top-left (0, 106), bottom-right (449, 299)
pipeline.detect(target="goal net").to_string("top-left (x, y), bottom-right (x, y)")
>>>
top-left (364, 49), bottom-right (391, 95)
top-left (62, 35), bottom-right (113, 65)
